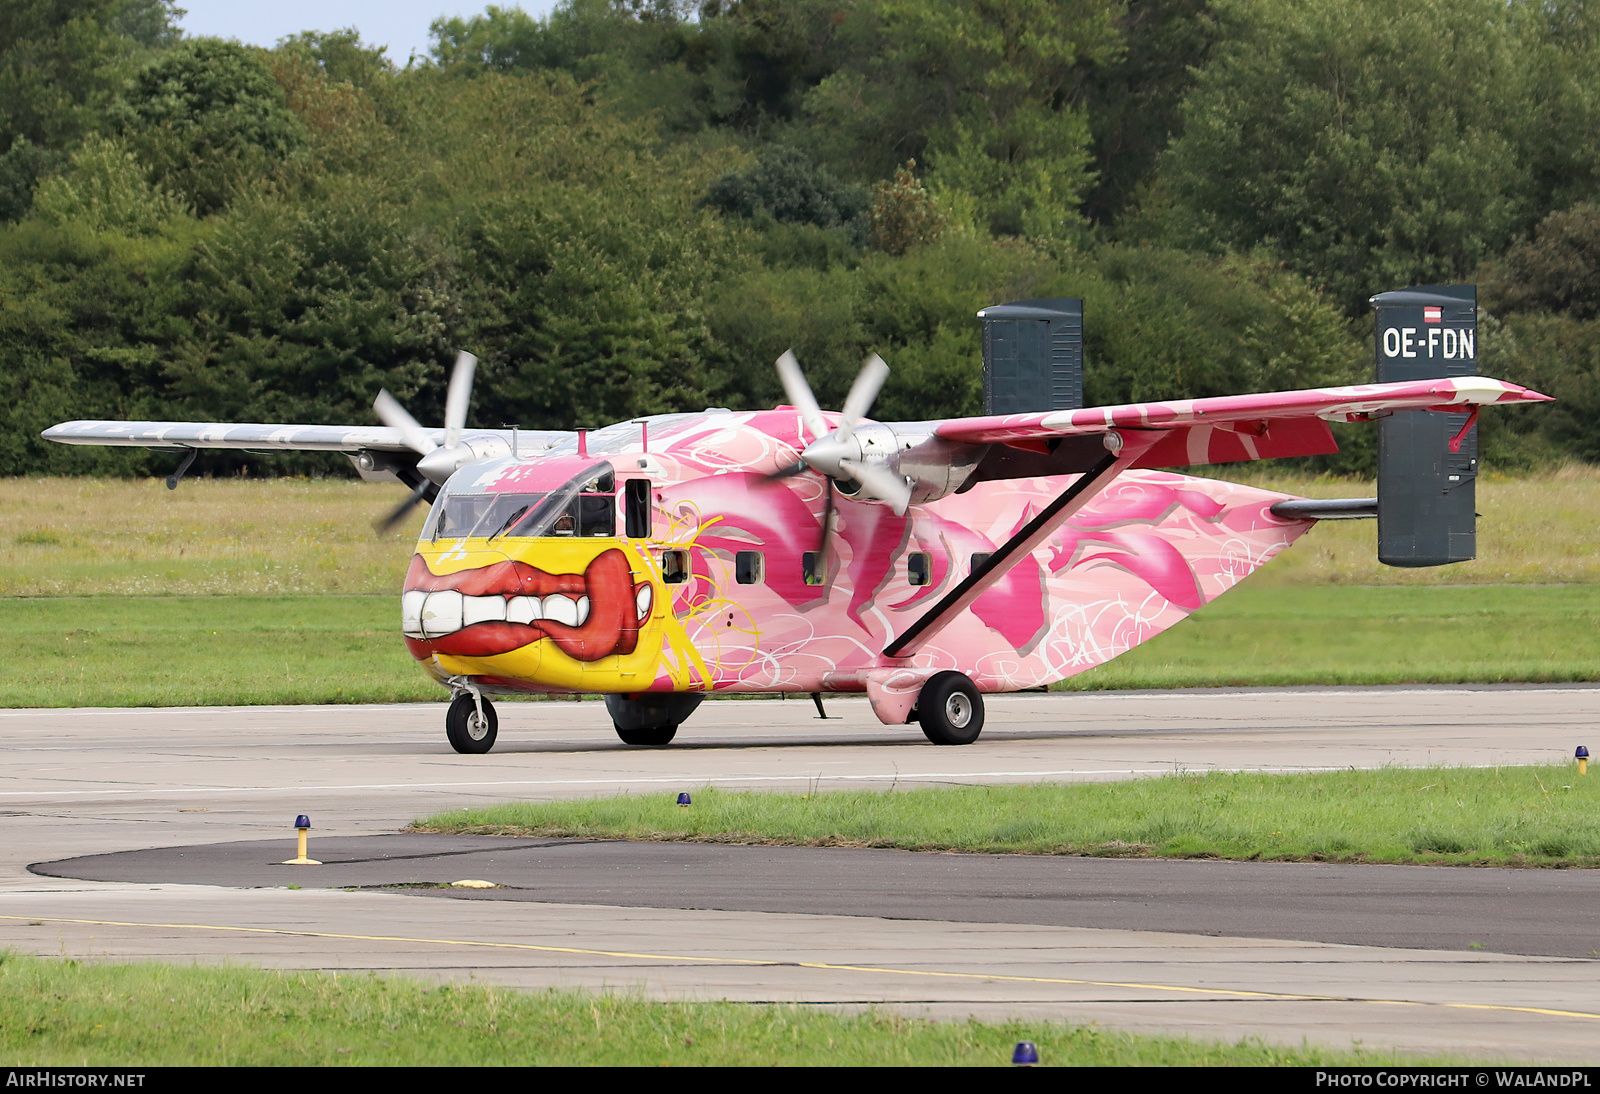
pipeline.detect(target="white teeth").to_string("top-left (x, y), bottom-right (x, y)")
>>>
top-left (412, 589), bottom-right (590, 636)
top-left (461, 595), bottom-right (507, 627)
top-left (402, 590), bottom-right (427, 638)
top-left (636, 585), bottom-right (652, 620)
top-left (544, 594), bottom-right (580, 627)
top-left (420, 590), bottom-right (463, 639)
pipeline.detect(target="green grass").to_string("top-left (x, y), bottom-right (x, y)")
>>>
top-left (415, 766), bottom-right (1600, 867)
top-left (2, 583), bottom-right (1594, 707)
top-left (1063, 583), bottom-right (1600, 690)
top-left (0, 477), bottom-right (419, 597)
top-left (0, 595), bottom-right (439, 707)
top-left (7, 470), bottom-right (1598, 595)
top-left (0, 953), bottom-right (1430, 1066)
top-left (0, 473), bottom-right (1595, 706)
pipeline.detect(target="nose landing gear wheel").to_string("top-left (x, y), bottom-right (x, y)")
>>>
top-left (446, 692), bottom-right (498, 754)
top-left (917, 671), bottom-right (984, 745)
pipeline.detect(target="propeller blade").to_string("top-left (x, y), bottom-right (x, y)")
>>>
top-left (376, 479), bottom-right (432, 534)
top-left (776, 350), bottom-right (830, 442)
top-left (835, 353), bottom-right (889, 440)
top-left (443, 350), bottom-right (477, 450)
top-left (840, 458), bottom-right (912, 516)
top-left (374, 389), bottom-right (438, 457)
top-left (816, 478), bottom-right (835, 582)
top-left (763, 459), bottom-right (810, 482)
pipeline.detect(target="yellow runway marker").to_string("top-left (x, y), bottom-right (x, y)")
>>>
top-left (3, 913), bottom-right (1598, 1023)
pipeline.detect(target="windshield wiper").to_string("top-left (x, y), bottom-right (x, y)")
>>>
top-left (486, 505), bottom-right (530, 542)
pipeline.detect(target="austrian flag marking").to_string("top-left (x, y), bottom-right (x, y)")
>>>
top-left (1424, 306), bottom-right (1443, 323)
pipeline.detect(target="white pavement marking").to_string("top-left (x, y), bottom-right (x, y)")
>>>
top-left (2, 687), bottom-right (1599, 1059)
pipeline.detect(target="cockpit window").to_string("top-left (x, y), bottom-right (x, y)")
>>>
top-left (433, 493), bottom-right (507, 539)
top-left (431, 465), bottom-right (617, 541)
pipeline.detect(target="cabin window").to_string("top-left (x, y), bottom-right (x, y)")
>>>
top-left (735, 551), bottom-right (764, 585)
top-left (970, 552), bottom-right (992, 573)
top-left (624, 479), bottom-right (652, 538)
top-left (661, 549), bottom-right (689, 584)
top-left (802, 551), bottom-right (826, 586)
top-left (577, 494), bottom-right (614, 537)
top-left (907, 552), bottom-right (931, 586)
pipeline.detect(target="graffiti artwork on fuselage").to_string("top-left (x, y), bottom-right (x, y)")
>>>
top-left (399, 410), bottom-right (1313, 696)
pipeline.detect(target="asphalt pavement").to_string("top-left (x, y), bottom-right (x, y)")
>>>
top-left (32, 833), bottom-right (1600, 958)
top-left (4, 687), bottom-right (1600, 1060)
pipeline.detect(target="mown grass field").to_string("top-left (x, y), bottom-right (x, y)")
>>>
top-left (0, 953), bottom-right (1434, 1066)
top-left (4, 469), bottom-right (1599, 596)
top-left (0, 477), bottom-right (421, 597)
top-left (1, 583), bottom-right (1593, 707)
top-left (1214, 464), bottom-right (1600, 587)
top-left (416, 765), bottom-right (1600, 867)
top-left (1061, 583), bottom-right (1600, 690)
top-left (0, 472), bottom-right (1595, 706)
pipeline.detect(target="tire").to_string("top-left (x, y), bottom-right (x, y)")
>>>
top-left (446, 692), bottom-right (498, 754)
top-left (615, 724), bottom-right (678, 746)
top-left (604, 693), bottom-right (699, 747)
top-left (917, 672), bottom-right (984, 745)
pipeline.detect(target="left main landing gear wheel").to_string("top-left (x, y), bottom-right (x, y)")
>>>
top-left (446, 692), bottom-right (498, 754)
top-left (604, 693), bottom-right (701, 748)
top-left (916, 671), bottom-right (984, 746)
top-left (616, 724), bottom-right (678, 747)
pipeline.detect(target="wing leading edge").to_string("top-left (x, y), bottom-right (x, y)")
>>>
top-left (41, 421), bottom-right (571, 453)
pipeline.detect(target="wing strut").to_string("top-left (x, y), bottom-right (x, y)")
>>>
top-left (165, 449), bottom-right (197, 491)
top-left (883, 431), bottom-right (1154, 659)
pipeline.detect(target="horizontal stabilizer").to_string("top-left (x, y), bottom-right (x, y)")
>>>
top-left (1269, 498), bottom-right (1377, 521)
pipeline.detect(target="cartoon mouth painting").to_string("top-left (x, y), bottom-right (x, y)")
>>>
top-left (402, 548), bottom-right (651, 661)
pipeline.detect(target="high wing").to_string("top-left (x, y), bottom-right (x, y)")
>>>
top-left (881, 375), bottom-right (1551, 657)
top-left (40, 420), bottom-right (567, 455)
top-left (934, 376), bottom-right (1549, 471)
top-left (41, 419), bottom-right (572, 506)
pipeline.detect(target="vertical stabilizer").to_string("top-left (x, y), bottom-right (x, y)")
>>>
top-left (978, 298), bottom-right (1083, 414)
top-left (1372, 284), bottom-right (1478, 567)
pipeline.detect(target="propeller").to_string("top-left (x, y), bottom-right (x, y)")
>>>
top-left (774, 350), bottom-right (911, 513)
top-left (771, 350), bottom-right (913, 582)
top-left (372, 350), bottom-right (478, 532)
top-left (375, 479), bottom-right (432, 534)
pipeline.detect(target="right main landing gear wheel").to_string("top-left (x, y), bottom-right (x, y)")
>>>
top-left (917, 671), bottom-right (984, 745)
top-left (446, 692), bottom-right (498, 754)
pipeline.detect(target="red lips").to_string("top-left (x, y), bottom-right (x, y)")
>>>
top-left (403, 548), bottom-right (645, 662)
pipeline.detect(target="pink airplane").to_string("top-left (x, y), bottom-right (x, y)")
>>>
top-left (46, 286), bottom-right (1548, 752)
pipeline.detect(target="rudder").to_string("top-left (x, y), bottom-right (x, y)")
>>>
top-left (1371, 284), bottom-right (1478, 567)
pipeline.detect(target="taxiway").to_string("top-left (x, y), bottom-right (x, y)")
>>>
top-left (2, 687), bottom-right (1597, 1061)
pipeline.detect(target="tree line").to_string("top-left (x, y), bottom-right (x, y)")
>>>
top-left (2, 0), bottom-right (1596, 478)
